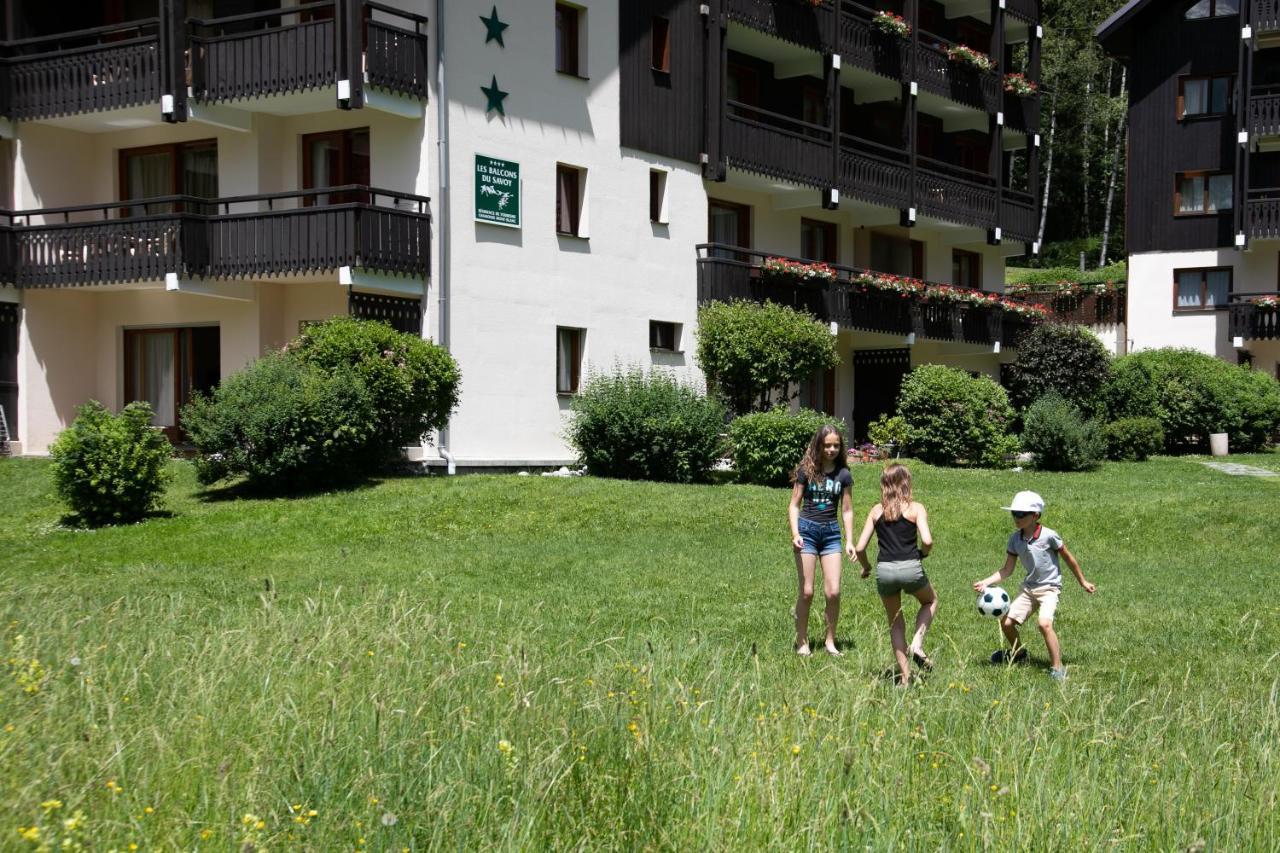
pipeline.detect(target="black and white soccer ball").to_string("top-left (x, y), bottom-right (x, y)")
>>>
top-left (977, 587), bottom-right (1011, 618)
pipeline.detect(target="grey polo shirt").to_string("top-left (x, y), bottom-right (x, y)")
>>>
top-left (1006, 525), bottom-right (1064, 588)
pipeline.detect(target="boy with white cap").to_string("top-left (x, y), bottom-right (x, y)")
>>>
top-left (973, 490), bottom-right (1096, 681)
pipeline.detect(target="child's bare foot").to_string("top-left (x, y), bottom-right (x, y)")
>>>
top-left (795, 642), bottom-right (812, 657)
top-left (824, 643), bottom-right (842, 657)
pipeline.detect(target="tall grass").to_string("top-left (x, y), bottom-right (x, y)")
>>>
top-left (1, 456), bottom-right (1277, 849)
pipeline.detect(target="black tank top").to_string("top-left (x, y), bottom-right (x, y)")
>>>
top-left (875, 513), bottom-right (921, 562)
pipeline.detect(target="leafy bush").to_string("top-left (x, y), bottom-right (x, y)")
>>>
top-left (1102, 349), bottom-right (1280, 452)
top-left (1020, 393), bottom-right (1105, 471)
top-left (567, 367), bottom-right (726, 483)
top-left (182, 353), bottom-right (377, 490)
top-left (695, 300), bottom-right (839, 416)
top-left (1006, 323), bottom-right (1112, 414)
top-left (49, 401), bottom-right (172, 526)
top-left (867, 414), bottom-right (910, 451)
top-left (729, 407), bottom-right (845, 487)
top-left (895, 365), bottom-right (1019, 467)
top-left (1006, 262), bottom-right (1127, 287)
top-left (1102, 417), bottom-right (1165, 462)
top-left (1021, 237), bottom-right (1111, 270)
top-left (289, 317), bottom-right (460, 450)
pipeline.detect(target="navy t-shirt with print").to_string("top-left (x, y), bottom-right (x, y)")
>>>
top-left (796, 468), bottom-right (852, 523)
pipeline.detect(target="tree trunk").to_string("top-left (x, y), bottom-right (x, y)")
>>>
top-left (1099, 67), bottom-right (1128, 268)
top-left (1036, 88), bottom-right (1058, 254)
top-left (1082, 80), bottom-right (1092, 235)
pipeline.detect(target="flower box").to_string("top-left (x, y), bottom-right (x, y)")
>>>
top-left (947, 44), bottom-right (995, 73)
top-left (1003, 73), bottom-right (1037, 96)
top-left (1251, 295), bottom-right (1279, 311)
top-left (872, 11), bottom-right (911, 39)
top-left (761, 256), bottom-right (837, 284)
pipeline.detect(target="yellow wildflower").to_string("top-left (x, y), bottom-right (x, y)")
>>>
top-left (40, 799), bottom-right (63, 811)
top-left (791, 744), bottom-right (801, 756)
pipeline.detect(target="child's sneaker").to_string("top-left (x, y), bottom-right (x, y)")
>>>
top-left (1048, 667), bottom-right (1067, 682)
top-left (990, 648), bottom-right (1028, 664)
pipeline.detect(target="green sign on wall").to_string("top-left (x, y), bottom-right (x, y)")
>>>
top-left (474, 154), bottom-right (521, 228)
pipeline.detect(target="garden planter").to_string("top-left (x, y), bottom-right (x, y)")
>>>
top-left (1210, 433), bottom-right (1229, 457)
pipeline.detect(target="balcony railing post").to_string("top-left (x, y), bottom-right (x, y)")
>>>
top-left (1238, 8), bottom-right (1253, 248)
top-left (705, 0), bottom-right (726, 181)
top-left (336, 0), bottom-right (365, 109)
top-left (160, 0), bottom-right (189, 122)
top-left (825, 51), bottom-right (839, 203)
top-left (903, 0), bottom-right (919, 229)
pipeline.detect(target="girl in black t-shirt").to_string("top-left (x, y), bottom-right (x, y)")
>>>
top-left (787, 425), bottom-right (855, 656)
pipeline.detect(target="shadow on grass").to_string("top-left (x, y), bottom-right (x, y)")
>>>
top-left (58, 509), bottom-right (177, 529)
top-left (195, 476), bottom-right (385, 503)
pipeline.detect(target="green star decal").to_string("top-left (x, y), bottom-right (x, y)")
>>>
top-left (480, 6), bottom-right (508, 47)
top-left (481, 75), bottom-right (509, 115)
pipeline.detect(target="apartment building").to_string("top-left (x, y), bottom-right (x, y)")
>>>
top-left (1098, 0), bottom-right (1280, 375)
top-left (1, 0), bottom-right (1060, 466)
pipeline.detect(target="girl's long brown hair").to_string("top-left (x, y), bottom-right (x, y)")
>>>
top-left (880, 464), bottom-right (913, 521)
top-left (796, 424), bottom-right (848, 484)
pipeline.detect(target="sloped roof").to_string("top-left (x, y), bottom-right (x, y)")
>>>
top-left (1096, 0), bottom-right (1161, 56)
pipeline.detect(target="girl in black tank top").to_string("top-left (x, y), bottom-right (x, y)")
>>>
top-left (853, 464), bottom-right (939, 687)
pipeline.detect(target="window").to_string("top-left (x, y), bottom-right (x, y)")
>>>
top-left (952, 249), bottom-right (981, 289)
top-left (870, 233), bottom-right (924, 278)
top-left (800, 367), bottom-right (836, 416)
top-left (1175, 172), bottom-right (1233, 214)
top-left (650, 169), bottom-right (669, 224)
top-left (556, 164), bottom-right (586, 237)
top-left (650, 320), bottom-right (680, 352)
top-left (1174, 267), bottom-right (1231, 310)
top-left (800, 219), bottom-right (837, 264)
top-left (124, 327), bottom-right (220, 440)
top-left (651, 16), bottom-right (670, 72)
top-left (1185, 0), bottom-right (1238, 19)
top-left (708, 199), bottom-right (751, 259)
top-left (556, 327), bottom-right (584, 394)
top-left (1179, 75), bottom-right (1233, 118)
top-left (556, 3), bottom-right (583, 77)
top-left (302, 128), bottom-right (370, 206)
top-left (119, 140), bottom-right (218, 216)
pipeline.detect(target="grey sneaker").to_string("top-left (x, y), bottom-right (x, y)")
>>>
top-left (1048, 667), bottom-right (1067, 682)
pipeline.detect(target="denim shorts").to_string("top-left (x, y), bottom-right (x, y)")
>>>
top-left (798, 518), bottom-right (843, 557)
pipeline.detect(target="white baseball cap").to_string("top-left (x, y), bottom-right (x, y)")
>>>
top-left (1002, 490), bottom-right (1044, 513)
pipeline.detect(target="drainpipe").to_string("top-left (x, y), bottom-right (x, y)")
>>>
top-left (435, 0), bottom-right (455, 476)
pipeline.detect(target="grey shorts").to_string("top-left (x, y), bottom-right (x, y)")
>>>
top-left (876, 559), bottom-right (928, 597)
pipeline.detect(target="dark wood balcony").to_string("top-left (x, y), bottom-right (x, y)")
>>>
top-left (0, 20), bottom-right (162, 121)
top-left (695, 244), bottom-right (1038, 345)
top-left (1229, 293), bottom-right (1280, 340)
top-left (1001, 192), bottom-right (1038, 242)
top-left (724, 102), bottom-right (834, 188)
top-left (1245, 191), bottom-right (1280, 240)
top-left (838, 135), bottom-right (911, 210)
top-left (725, 0), bottom-right (832, 52)
top-left (1255, 0), bottom-right (1280, 33)
top-left (837, 3), bottom-right (908, 81)
top-left (1004, 0), bottom-right (1041, 22)
top-left (1, 187), bottom-right (429, 288)
top-left (1009, 289), bottom-right (1125, 327)
top-left (188, 0), bottom-right (428, 105)
top-left (1248, 88), bottom-right (1280, 137)
top-left (916, 33), bottom-right (1002, 114)
top-left (916, 155), bottom-right (998, 229)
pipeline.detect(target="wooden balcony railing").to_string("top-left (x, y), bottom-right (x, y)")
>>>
top-left (1248, 88), bottom-right (1280, 137)
top-left (189, 0), bottom-right (428, 104)
top-left (1004, 90), bottom-right (1040, 135)
top-left (1009, 289), bottom-right (1125, 326)
top-left (1004, 0), bottom-right (1040, 23)
top-left (0, 19), bottom-right (162, 120)
top-left (1001, 192), bottom-right (1038, 242)
top-left (916, 32), bottom-right (1002, 113)
top-left (695, 244), bottom-right (1039, 345)
top-left (725, 0), bottom-right (833, 51)
top-left (724, 102), bottom-right (834, 187)
top-left (916, 154), bottom-right (998, 228)
top-left (0, 186), bottom-right (429, 288)
top-left (1246, 191), bottom-right (1280, 240)
top-left (836, 2), bottom-right (908, 80)
top-left (838, 135), bottom-right (912, 210)
top-left (1229, 293), bottom-right (1280, 340)
top-left (1254, 0), bottom-right (1280, 32)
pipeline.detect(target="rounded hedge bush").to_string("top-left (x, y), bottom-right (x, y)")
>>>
top-left (1020, 393), bottom-right (1105, 472)
top-left (567, 367), bottom-right (726, 483)
top-left (289, 317), bottom-right (461, 451)
top-left (182, 352), bottom-right (377, 490)
top-left (1007, 323), bottom-right (1112, 414)
top-left (49, 400), bottom-right (172, 526)
top-left (1102, 417), bottom-right (1164, 462)
top-left (1101, 348), bottom-right (1280, 452)
top-left (729, 407), bottom-right (845, 487)
top-left (896, 364), bottom-right (1018, 468)
top-left (695, 299), bottom-right (839, 416)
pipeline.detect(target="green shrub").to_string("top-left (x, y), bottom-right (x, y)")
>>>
top-left (182, 352), bottom-right (377, 490)
top-left (1102, 349), bottom-right (1280, 452)
top-left (1102, 417), bottom-right (1165, 462)
top-left (1006, 263), bottom-right (1127, 287)
top-left (895, 365), bottom-right (1019, 467)
top-left (695, 300), bottom-right (839, 416)
top-left (729, 407), bottom-right (845, 487)
top-left (289, 317), bottom-right (460, 451)
top-left (1020, 393), bottom-right (1105, 471)
top-left (1020, 238), bottom-right (1117, 271)
top-left (867, 414), bottom-right (910, 452)
top-left (49, 401), bottom-right (172, 526)
top-left (1006, 323), bottom-right (1112, 414)
top-left (567, 367), bottom-right (726, 483)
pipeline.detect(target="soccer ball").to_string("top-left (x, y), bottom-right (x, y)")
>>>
top-left (977, 587), bottom-right (1011, 618)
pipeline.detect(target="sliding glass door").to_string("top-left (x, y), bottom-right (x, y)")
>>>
top-left (124, 327), bottom-right (220, 440)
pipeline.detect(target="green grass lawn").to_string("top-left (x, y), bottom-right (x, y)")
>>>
top-left (2, 455), bottom-right (1278, 849)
